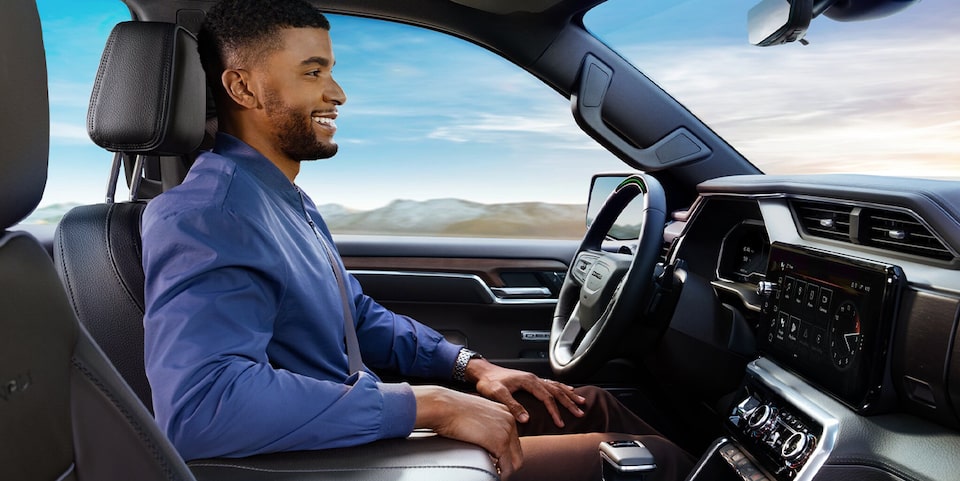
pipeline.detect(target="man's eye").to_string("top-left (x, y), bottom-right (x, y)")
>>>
top-left (307, 70), bottom-right (321, 77)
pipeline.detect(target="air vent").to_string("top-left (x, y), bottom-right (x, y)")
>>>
top-left (861, 209), bottom-right (954, 261)
top-left (793, 201), bottom-right (853, 242)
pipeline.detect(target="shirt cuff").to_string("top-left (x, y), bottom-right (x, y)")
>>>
top-left (430, 340), bottom-right (465, 380)
top-left (376, 382), bottom-right (417, 439)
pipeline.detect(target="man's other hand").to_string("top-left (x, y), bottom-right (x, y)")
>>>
top-left (465, 359), bottom-right (586, 428)
top-left (413, 385), bottom-right (522, 479)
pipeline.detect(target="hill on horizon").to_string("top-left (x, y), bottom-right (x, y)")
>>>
top-left (24, 199), bottom-right (588, 239)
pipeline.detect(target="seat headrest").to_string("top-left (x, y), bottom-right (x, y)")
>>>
top-left (87, 22), bottom-right (205, 156)
top-left (0, 0), bottom-right (49, 229)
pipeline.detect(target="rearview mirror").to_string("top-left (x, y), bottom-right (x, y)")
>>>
top-left (748, 0), bottom-right (813, 46)
top-left (586, 174), bottom-right (645, 241)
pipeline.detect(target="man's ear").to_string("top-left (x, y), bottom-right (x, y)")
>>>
top-left (221, 69), bottom-right (259, 109)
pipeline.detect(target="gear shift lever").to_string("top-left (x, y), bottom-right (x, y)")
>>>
top-left (600, 440), bottom-right (657, 480)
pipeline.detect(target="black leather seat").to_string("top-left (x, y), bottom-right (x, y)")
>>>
top-left (0, 3), bottom-right (198, 480)
top-left (54, 20), bottom-right (207, 413)
top-left (43, 14), bottom-right (498, 481)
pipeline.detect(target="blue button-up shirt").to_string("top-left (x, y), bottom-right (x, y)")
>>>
top-left (142, 133), bottom-right (462, 460)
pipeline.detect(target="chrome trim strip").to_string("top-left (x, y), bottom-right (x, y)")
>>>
top-left (349, 269), bottom-right (558, 306)
top-left (685, 437), bottom-right (732, 480)
top-left (55, 463), bottom-right (76, 481)
top-left (521, 330), bottom-right (551, 341)
top-left (491, 286), bottom-right (552, 298)
top-left (747, 357), bottom-right (840, 481)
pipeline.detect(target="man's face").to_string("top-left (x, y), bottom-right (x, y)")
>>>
top-left (256, 28), bottom-right (346, 162)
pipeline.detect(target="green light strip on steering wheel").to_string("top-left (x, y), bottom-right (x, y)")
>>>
top-left (616, 176), bottom-right (647, 193)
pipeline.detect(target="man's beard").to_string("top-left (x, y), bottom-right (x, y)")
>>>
top-left (263, 89), bottom-right (338, 161)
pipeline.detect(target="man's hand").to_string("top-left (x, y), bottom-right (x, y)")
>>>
top-left (465, 358), bottom-right (586, 428)
top-left (413, 385), bottom-right (522, 479)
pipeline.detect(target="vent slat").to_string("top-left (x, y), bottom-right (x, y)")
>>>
top-left (862, 207), bottom-right (954, 261)
top-left (794, 201), bottom-right (853, 242)
top-left (791, 200), bottom-right (955, 263)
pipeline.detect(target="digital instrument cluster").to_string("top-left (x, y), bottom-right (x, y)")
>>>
top-left (758, 243), bottom-right (904, 411)
top-left (717, 221), bottom-right (770, 284)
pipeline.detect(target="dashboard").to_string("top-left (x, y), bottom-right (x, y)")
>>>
top-left (665, 174), bottom-right (960, 481)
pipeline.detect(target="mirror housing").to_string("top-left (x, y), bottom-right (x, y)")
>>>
top-left (586, 174), bottom-right (646, 241)
top-left (749, 0), bottom-right (920, 47)
top-left (823, 0), bottom-right (919, 21)
top-left (748, 0), bottom-right (813, 46)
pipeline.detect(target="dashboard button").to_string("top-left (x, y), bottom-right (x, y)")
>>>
top-left (818, 287), bottom-right (833, 314)
top-left (799, 324), bottom-right (811, 346)
top-left (794, 280), bottom-right (806, 306)
top-left (788, 316), bottom-right (801, 342)
top-left (805, 283), bottom-right (819, 309)
top-left (811, 326), bottom-right (826, 352)
top-left (783, 276), bottom-right (795, 301)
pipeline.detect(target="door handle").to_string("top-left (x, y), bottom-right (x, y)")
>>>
top-left (490, 287), bottom-right (552, 299)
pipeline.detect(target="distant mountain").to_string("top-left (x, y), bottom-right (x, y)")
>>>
top-left (20, 199), bottom-right (588, 239)
top-left (324, 198), bottom-right (587, 238)
top-left (21, 202), bottom-right (81, 225)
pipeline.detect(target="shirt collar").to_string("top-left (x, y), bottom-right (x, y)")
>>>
top-left (213, 133), bottom-right (304, 208)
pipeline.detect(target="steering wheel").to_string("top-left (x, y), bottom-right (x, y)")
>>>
top-left (549, 174), bottom-right (667, 379)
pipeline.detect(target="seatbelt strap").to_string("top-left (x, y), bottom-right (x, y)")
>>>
top-left (298, 192), bottom-right (363, 375)
top-left (317, 233), bottom-right (364, 375)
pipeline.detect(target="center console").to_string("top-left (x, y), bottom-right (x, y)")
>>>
top-left (756, 242), bottom-right (904, 412)
top-left (688, 243), bottom-right (905, 481)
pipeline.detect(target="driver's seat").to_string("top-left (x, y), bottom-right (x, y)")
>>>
top-left (43, 15), bottom-right (498, 481)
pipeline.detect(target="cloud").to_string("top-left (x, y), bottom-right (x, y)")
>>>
top-left (50, 121), bottom-right (91, 143)
top-left (48, 81), bottom-right (95, 110)
top-left (615, 17), bottom-right (960, 177)
top-left (425, 110), bottom-right (603, 151)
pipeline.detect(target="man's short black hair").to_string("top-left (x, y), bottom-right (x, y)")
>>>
top-left (198, 0), bottom-right (331, 87)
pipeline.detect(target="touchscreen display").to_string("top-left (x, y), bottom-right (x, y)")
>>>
top-left (760, 243), bottom-right (903, 411)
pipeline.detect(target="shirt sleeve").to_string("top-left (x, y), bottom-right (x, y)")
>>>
top-left (142, 203), bottom-right (415, 461)
top-left (305, 215), bottom-right (463, 379)
top-left (349, 273), bottom-right (463, 379)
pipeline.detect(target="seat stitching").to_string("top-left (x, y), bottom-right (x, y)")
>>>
top-left (187, 462), bottom-right (498, 479)
top-left (72, 356), bottom-right (181, 480)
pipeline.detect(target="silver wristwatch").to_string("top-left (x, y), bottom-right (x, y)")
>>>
top-left (452, 348), bottom-right (483, 382)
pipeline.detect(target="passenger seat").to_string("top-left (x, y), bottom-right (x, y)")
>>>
top-left (0, 4), bottom-right (199, 480)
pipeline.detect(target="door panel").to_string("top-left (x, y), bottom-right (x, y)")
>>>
top-left (337, 235), bottom-right (578, 377)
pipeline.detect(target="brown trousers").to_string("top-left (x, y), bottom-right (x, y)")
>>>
top-left (511, 386), bottom-right (695, 481)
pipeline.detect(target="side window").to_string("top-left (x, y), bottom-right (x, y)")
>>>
top-left (29, 1), bottom-right (130, 224)
top-left (29, 7), bottom-right (627, 241)
top-left (301, 15), bottom-right (626, 239)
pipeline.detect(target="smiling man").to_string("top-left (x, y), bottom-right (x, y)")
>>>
top-left (141, 0), bottom-right (693, 479)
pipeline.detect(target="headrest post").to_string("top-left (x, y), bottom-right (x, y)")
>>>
top-left (129, 155), bottom-right (146, 202)
top-left (105, 152), bottom-right (123, 204)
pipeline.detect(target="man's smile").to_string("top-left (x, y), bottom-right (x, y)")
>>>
top-left (312, 113), bottom-right (337, 133)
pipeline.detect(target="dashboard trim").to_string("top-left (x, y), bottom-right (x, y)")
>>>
top-left (747, 358), bottom-right (840, 481)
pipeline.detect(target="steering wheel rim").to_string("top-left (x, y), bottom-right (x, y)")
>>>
top-left (549, 174), bottom-right (667, 379)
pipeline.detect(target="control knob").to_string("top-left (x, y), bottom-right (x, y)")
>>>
top-left (746, 404), bottom-right (778, 437)
top-left (781, 431), bottom-right (815, 468)
top-left (757, 281), bottom-right (778, 298)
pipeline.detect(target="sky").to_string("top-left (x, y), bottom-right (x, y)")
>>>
top-left (34, 0), bottom-right (960, 211)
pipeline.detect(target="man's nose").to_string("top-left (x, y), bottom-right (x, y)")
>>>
top-left (325, 77), bottom-right (346, 106)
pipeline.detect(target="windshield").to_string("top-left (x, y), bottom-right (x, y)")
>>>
top-left (584, 0), bottom-right (960, 179)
